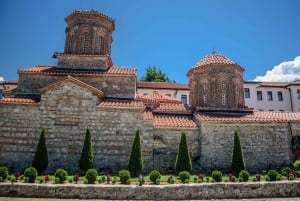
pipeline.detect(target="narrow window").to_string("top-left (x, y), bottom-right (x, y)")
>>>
top-left (277, 91), bottom-right (283, 101)
top-left (99, 36), bottom-right (105, 55)
top-left (181, 95), bottom-right (187, 104)
top-left (221, 93), bottom-right (226, 105)
top-left (257, 91), bottom-right (263, 100)
top-left (297, 89), bottom-right (300, 99)
top-left (267, 91), bottom-right (273, 101)
top-left (244, 88), bottom-right (250, 98)
top-left (221, 82), bottom-right (226, 90)
top-left (203, 95), bottom-right (207, 104)
top-left (68, 34), bottom-right (74, 53)
top-left (81, 33), bottom-right (89, 54)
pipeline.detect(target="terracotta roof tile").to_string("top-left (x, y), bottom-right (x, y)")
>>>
top-left (192, 52), bottom-right (237, 67)
top-left (137, 91), bottom-right (181, 104)
top-left (153, 103), bottom-right (191, 114)
top-left (18, 66), bottom-right (136, 76)
top-left (0, 97), bottom-right (39, 104)
top-left (137, 82), bottom-right (189, 90)
top-left (99, 100), bottom-right (144, 108)
top-left (153, 115), bottom-right (197, 127)
top-left (144, 110), bottom-right (153, 120)
top-left (194, 111), bottom-right (300, 123)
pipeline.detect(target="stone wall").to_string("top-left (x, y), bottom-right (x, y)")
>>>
top-left (16, 73), bottom-right (136, 99)
top-left (152, 127), bottom-right (200, 173)
top-left (0, 181), bottom-right (299, 199)
top-left (0, 103), bottom-right (41, 172)
top-left (199, 121), bottom-right (296, 173)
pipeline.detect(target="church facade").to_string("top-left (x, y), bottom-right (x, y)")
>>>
top-left (1, 10), bottom-right (300, 174)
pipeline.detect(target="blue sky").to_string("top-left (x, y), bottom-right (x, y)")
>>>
top-left (0, 0), bottom-right (300, 83)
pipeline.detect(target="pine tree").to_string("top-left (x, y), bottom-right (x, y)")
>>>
top-left (175, 132), bottom-right (192, 174)
top-left (128, 129), bottom-right (143, 176)
top-left (32, 128), bottom-right (48, 175)
top-left (231, 131), bottom-right (246, 176)
top-left (79, 128), bottom-right (94, 173)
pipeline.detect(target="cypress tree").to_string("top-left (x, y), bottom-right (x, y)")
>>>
top-left (79, 128), bottom-right (94, 173)
top-left (231, 131), bottom-right (246, 176)
top-left (32, 128), bottom-right (48, 175)
top-left (128, 129), bottom-right (143, 176)
top-left (175, 132), bottom-right (192, 174)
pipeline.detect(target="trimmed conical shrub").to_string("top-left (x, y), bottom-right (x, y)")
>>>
top-left (175, 132), bottom-right (192, 174)
top-left (32, 128), bottom-right (48, 174)
top-left (79, 128), bottom-right (94, 173)
top-left (231, 131), bottom-right (245, 176)
top-left (128, 129), bottom-right (143, 176)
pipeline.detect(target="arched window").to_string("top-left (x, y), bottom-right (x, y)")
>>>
top-left (203, 95), bottom-right (207, 104)
top-left (81, 32), bottom-right (89, 54)
top-left (221, 93), bottom-right (226, 105)
top-left (68, 34), bottom-right (74, 53)
top-left (99, 36), bottom-right (105, 55)
top-left (221, 81), bottom-right (226, 90)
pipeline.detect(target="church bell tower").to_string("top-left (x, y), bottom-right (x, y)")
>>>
top-left (54, 10), bottom-right (115, 71)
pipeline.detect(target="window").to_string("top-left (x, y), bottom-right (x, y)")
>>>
top-left (244, 88), bottom-right (250, 98)
top-left (181, 95), bottom-right (187, 104)
top-left (81, 33), bottom-right (89, 54)
top-left (277, 91), bottom-right (283, 101)
top-left (297, 89), bottom-right (300, 99)
top-left (257, 91), bottom-right (263, 100)
top-left (203, 95), bottom-right (207, 104)
top-left (267, 91), bottom-right (273, 101)
top-left (221, 82), bottom-right (226, 90)
top-left (221, 93), bottom-right (226, 105)
top-left (99, 36), bottom-right (105, 55)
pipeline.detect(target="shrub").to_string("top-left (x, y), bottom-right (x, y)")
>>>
top-left (175, 132), bottom-right (192, 174)
top-left (112, 176), bottom-right (118, 184)
top-left (0, 166), bottom-right (9, 180)
top-left (276, 174), bottom-right (282, 181)
top-left (231, 131), bottom-right (245, 176)
top-left (119, 170), bottom-right (131, 184)
top-left (85, 168), bottom-right (98, 184)
top-left (54, 177), bottom-right (60, 184)
top-left (293, 160), bottom-right (300, 171)
top-left (0, 176), bottom-right (3, 182)
top-left (79, 129), bottom-right (94, 172)
top-left (149, 170), bottom-right (161, 184)
top-left (54, 168), bottom-right (68, 183)
top-left (211, 170), bottom-right (222, 182)
top-left (267, 169), bottom-right (278, 181)
top-left (252, 177), bottom-right (257, 182)
top-left (156, 178), bottom-right (161, 185)
top-left (179, 171), bottom-right (190, 183)
top-left (289, 174), bottom-right (295, 180)
top-left (296, 171), bottom-right (300, 178)
top-left (24, 167), bottom-right (38, 183)
top-left (128, 129), bottom-right (143, 176)
top-left (167, 175), bottom-right (175, 184)
top-left (239, 170), bottom-right (249, 182)
top-left (32, 128), bottom-right (48, 174)
top-left (281, 167), bottom-right (291, 176)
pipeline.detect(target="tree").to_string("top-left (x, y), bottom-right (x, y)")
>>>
top-left (79, 128), bottom-right (94, 173)
top-left (128, 129), bottom-right (143, 176)
top-left (140, 66), bottom-right (173, 82)
top-left (32, 128), bottom-right (48, 174)
top-left (175, 132), bottom-right (192, 174)
top-left (231, 131), bottom-right (245, 176)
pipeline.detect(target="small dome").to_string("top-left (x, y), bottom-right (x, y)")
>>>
top-left (187, 51), bottom-right (243, 76)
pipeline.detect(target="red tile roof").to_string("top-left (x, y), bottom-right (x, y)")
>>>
top-left (144, 110), bottom-right (153, 120)
top-left (99, 100), bottom-right (144, 108)
top-left (40, 76), bottom-right (105, 99)
top-left (194, 111), bottom-right (300, 123)
top-left (0, 97), bottom-right (39, 104)
top-left (153, 115), bottom-right (197, 127)
top-left (18, 66), bottom-right (136, 76)
top-left (153, 103), bottom-right (191, 114)
top-left (137, 82), bottom-right (189, 90)
top-left (137, 91), bottom-right (181, 104)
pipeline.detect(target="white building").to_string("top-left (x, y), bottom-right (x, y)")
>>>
top-left (137, 80), bottom-right (300, 112)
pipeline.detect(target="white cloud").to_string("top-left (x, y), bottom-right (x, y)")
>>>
top-left (254, 56), bottom-right (300, 82)
top-left (0, 77), bottom-right (4, 81)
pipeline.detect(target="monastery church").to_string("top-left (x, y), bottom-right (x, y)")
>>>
top-left (1, 10), bottom-right (300, 174)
